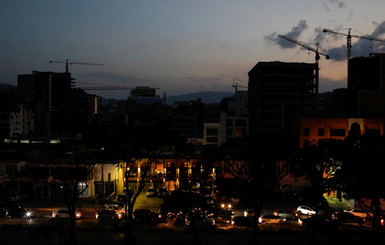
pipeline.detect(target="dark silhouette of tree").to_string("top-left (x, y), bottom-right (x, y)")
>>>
top-left (216, 136), bottom-right (291, 244)
top-left (336, 134), bottom-right (385, 232)
top-left (289, 140), bottom-right (343, 213)
top-left (27, 150), bottom-right (96, 242)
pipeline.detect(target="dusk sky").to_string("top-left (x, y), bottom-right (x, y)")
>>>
top-left (2, 0), bottom-right (385, 99)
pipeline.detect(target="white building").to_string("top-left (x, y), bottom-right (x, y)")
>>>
top-left (9, 104), bottom-right (34, 138)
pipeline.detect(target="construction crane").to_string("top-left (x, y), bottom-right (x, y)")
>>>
top-left (322, 28), bottom-right (385, 60)
top-left (49, 59), bottom-right (104, 74)
top-left (277, 34), bottom-right (330, 63)
top-left (277, 34), bottom-right (330, 97)
top-left (232, 83), bottom-right (247, 93)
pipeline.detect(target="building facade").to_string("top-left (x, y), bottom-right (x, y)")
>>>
top-left (298, 118), bottom-right (384, 148)
top-left (335, 53), bottom-right (385, 118)
top-left (248, 62), bottom-right (318, 138)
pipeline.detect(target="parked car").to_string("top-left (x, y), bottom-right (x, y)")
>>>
top-left (104, 203), bottom-right (125, 215)
top-left (345, 209), bottom-right (372, 219)
top-left (157, 187), bottom-right (168, 198)
top-left (191, 186), bottom-right (200, 194)
top-left (332, 211), bottom-right (365, 225)
top-left (296, 205), bottom-right (317, 216)
top-left (185, 212), bottom-right (215, 228)
top-left (231, 216), bottom-right (255, 227)
top-left (52, 208), bottom-right (82, 219)
top-left (274, 209), bottom-right (295, 220)
top-left (259, 214), bottom-right (287, 224)
top-left (96, 208), bottom-right (122, 223)
top-left (205, 195), bottom-right (215, 204)
top-left (146, 188), bottom-right (156, 197)
top-left (133, 209), bottom-right (165, 224)
top-left (244, 209), bottom-right (255, 217)
top-left (298, 216), bottom-right (338, 231)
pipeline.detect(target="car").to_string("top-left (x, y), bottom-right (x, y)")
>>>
top-left (258, 214), bottom-right (287, 224)
top-left (0, 204), bottom-right (32, 218)
top-left (220, 197), bottom-right (233, 210)
top-left (191, 186), bottom-right (200, 194)
top-left (298, 215), bottom-right (338, 231)
top-left (96, 208), bottom-right (122, 223)
top-left (133, 209), bottom-right (165, 224)
top-left (157, 187), bottom-right (168, 198)
top-left (231, 216), bottom-right (255, 227)
top-left (296, 205), bottom-right (317, 216)
top-left (332, 211), bottom-right (365, 225)
top-left (185, 211), bottom-right (215, 228)
top-left (244, 209), bottom-right (255, 217)
top-left (205, 195), bottom-right (215, 204)
top-left (146, 188), bottom-right (156, 197)
top-left (345, 209), bottom-right (372, 219)
top-left (274, 209), bottom-right (295, 220)
top-left (104, 203), bottom-right (125, 215)
top-left (52, 208), bottom-right (82, 219)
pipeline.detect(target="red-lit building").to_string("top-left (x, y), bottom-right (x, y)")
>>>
top-left (297, 118), bottom-right (385, 148)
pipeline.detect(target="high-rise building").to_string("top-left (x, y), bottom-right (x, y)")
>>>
top-left (18, 71), bottom-right (73, 137)
top-left (17, 71), bottom-right (94, 138)
top-left (248, 61), bottom-right (318, 138)
top-left (345, 53), bottom-right (385, 117)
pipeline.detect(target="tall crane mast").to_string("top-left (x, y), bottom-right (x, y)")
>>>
top-left (49, 59), bottom-right (104, 74)
top-left (277, 34), bottom-right (330, 63)
top-left (322, 28), bottom-right (385, 60)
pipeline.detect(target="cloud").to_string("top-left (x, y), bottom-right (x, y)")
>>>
top-left (322, 21), bottom-right (385, 61)
top-left (322, 0), bottom-right (346, 11)
top-left (329, 0), bottom-right (346, 8)
top-left (265, 20), bottom-right (308, 49)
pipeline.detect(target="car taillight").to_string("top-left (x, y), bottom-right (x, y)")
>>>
top-left (381, 218), bottom-right (384, 226)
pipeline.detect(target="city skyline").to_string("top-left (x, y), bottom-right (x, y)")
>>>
top-left (2, 0), bottom-right (385, 99)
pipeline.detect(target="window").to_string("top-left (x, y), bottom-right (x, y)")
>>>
top-left (206, 128), bottom-right (218, 136)
top-left (318, 128), bottom-right (324, 136)
top-left (235, 119), bottom-right (246, 127)
top-left (330, 129), bottom-right (345, 137)
top-left (235, 129), bottom-right (245, 137)
top-left (366, 129), bottom-right (381, 136)
top-left (206, 137), bottom-right (218, 143)
top-left (226, 128), bottom-right (233, 136)
top-left (303, 128), bottom-right (310, 137)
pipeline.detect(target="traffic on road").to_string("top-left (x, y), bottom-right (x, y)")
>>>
top-left (0, 187), bottom-right (379, 233)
